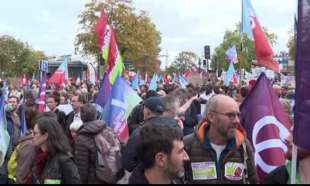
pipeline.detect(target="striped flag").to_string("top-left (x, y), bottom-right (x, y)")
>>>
top-left (101, 75), bottom-right (142, 143)
top-left (106, 28), bottom-right (124, 85)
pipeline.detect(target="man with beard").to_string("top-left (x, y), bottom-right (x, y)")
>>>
top-left (183, 95), bottom-right (258, 184)
top-left (129, 123), bottom-right (189, 184)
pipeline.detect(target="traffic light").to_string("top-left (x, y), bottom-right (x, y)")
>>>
top-left (203, 59), bottom-right (207, 67)
top-left (204, 45), bottom-right (210, 60)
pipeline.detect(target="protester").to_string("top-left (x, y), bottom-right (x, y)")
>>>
top-left (122, 96), bottom-right (166, 172)
top-left (31, 116), bottom-right (81, 184)
top-left (66, 93), bottom-right (87, 131)
top-left (0, 96), bottom-right (22, 184)
top-left (75, 103), bottom-right (123, 184)
top-left (127, 90), bottom-right (160, 135)
top-left (8, 107), bottom-right (39, 184)
top-left (183, 94), bottom-right (258, 184)
top-left (129, 123), bottom-right (189, 184)
top-left (46, 93), bottom-right (67, 132)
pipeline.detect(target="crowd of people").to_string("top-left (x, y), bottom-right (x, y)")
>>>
top-left (0, 74), bottom-right (307, 184)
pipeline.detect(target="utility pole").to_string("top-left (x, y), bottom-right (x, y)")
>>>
top-left (160, 50), bottom-right (169, 71)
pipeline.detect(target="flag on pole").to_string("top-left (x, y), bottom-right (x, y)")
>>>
top-left (106, 29), bottom-right (124, 85)
top-left (179, 75), bottom-right (188, 88)
top-left (240, 73), bottom-right (292, 182)
top-left (0, 89), bottom-right (10, 166)
top-left (48, 57), bottom-right (69, 86)
top-left (149, 74), bottom-right (158, 91)
top-left (224, 62), bottom-right (236, 86)
top-left (95, 10), bottom-right (112, 62)
top-left (225, 45), bottom-right (238, 64)
top-left (101, 75), bottom-right (142, 143)
top-left (242, 0), bottom-right (280, 73)
top-left (294, 0), bottom-right (310, 151)
top-left (96, 72), bottom-right (111, 110)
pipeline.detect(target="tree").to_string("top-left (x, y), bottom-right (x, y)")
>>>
top-left (0, 35), bottom-right (47, 77)
top-left (75, 0), bottom-right (162, 74)
top-left (212, 23), bottom-right (277, 73)
top-left (166, 51), bottom-right (198, 74)
top-left (287, 30), bottom-right (295, 60)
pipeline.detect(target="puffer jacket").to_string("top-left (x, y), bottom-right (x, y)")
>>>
top-left (74, 120), bottom-right (105, 184)
top-left (33, 152), bottom-right (81, 184)
top-left (184, 118), bottom-right (258, 184)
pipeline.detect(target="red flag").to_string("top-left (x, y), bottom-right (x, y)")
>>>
top-left (48, 59), bottom-right (69, 87)
top-left (252, 17), bottom-right (280, 73)
top-left (183, 70), bottom-right (192, 80)
top-left (95, 10), bottom-right (108, 50)
top-left (240, 73), bottom-right (291, 182)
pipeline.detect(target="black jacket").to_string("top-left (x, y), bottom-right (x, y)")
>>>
top-left (54, 109), bottom-right (67, 134)
top-left (33, 153), bottom-right (81, 184)
top-left (265, 165), bottom-right (289, 184)
top-left (129, 164), bottom-right (184, 184)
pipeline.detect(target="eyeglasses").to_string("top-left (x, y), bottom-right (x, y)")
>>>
top-left (211, 110), bottom-right (240, 120)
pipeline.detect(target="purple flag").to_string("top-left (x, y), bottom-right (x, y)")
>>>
top-left (240, 73), bottom-right (292, 182)
top-left (294, 0), bottom-right (310, 151)
top-left (96, 72), bottom-right (111, 109)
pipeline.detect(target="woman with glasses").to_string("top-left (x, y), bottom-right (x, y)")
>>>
top-left (31, 116), bottom-right (81, 184)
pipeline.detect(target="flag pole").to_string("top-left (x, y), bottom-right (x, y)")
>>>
top-left (291, 143), bottom-right (298, 184)
top-left (240, 0), bottom-right (245, 86)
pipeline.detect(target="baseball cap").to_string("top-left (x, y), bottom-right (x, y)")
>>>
top-left (143, 97), bottom-right (165, 114)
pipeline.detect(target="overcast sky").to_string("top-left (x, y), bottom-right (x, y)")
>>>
top-left (0, 0), bottom-right (297, 68)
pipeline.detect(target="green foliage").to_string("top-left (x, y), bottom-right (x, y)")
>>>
top-left (75, 0), bottom-right (162, 74)
top-left (166, 51), bottom-right (198, 74)
top-left (0, 35), bottom-right (47, 77)
top-left (287, 30), bottom-right (295, 60)
top-left (212, 23), bottom-right (277, 72)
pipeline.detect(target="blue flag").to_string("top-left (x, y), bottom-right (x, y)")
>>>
top-left (225, 45), bottom-right (238, 63)
top-left (149, 74), bottom-right (158, 91)
top-left (96, 73), bottom-right (111, 112)
top-left (294, 0), bottom-right (310, 150)
top-left (131, 74), bottom-right (139, 90)
top-left (242, 0), bottom-right (255, 40)
top-left (179, 75), bottom-right (188, 88)
top-left (224, 62), bottom-right (236, 86)
top-left (0, 89), bottom-right (10, 166)
top-left (101, 75), bottom-right (142, 143)
top-left (19, 106), bottom-right (27, 136)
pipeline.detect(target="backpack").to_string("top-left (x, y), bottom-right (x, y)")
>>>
top-left (8, 144), bottom-right (20, 183)
top-left (94, 125), bottom-right (124, 183)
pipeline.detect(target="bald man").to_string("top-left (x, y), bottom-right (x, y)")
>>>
top-left (183, 95), bottom-right (258, 184)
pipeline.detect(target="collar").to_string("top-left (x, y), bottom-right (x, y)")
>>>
top-left (203, 127), bottom-right (237, 150)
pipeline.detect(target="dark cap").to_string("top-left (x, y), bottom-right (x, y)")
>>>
top-left (143, 97), bottom-right (165, 114)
